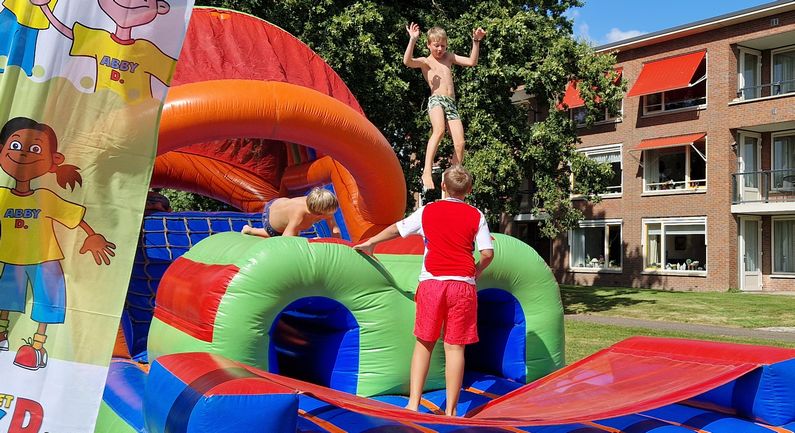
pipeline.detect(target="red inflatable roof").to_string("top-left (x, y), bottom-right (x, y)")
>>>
top-left (172, 7), bottom-right (362, 113)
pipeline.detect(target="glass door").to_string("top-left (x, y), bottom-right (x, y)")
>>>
top-left (738, 49), bottom-right (760, 100)
top-left (740, 217), bottom-right (762, 291)
top-left (739, 133), bottom-right (761, 201)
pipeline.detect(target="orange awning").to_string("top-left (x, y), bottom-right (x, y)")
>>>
top-left (560, 68), bottom-right (623, 109)
top-left (627, 51), bottom-right (706, 97)
top-left (634, 133), bottom-right (706, 152)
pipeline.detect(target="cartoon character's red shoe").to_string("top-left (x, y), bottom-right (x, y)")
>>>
top-left (0, 331), bottom-right (7, 351)
top-left (13, 341), bottom-right (48, 370)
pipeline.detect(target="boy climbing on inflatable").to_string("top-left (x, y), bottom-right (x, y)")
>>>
top-left (31, 0), bottom-right (176, 102)
top-left (355, 165), bottom-right (494, 416)
top-left (242, 187), bottom-right (341, 238)
top-left (0, 117), bottom-right (115, 371)
top-left (403, 23), bottom-right (486, 192)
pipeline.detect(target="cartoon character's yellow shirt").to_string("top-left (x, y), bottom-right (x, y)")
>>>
top-left (71, 23), bottom-right (176, 102)
top-left (2, 0), bottom-right (58, 30)
top-left (0, 188), bottom-right (85, 265)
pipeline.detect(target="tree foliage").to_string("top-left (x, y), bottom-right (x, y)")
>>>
top-left (191, 0), bottom-right (624, 237)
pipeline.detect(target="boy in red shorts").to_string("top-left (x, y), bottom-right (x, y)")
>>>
top-left (354, 165), bottom-right (494, 416)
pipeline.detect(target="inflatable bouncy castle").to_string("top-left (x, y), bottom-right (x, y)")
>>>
top-left (97, 7), bottom-right (795, 433)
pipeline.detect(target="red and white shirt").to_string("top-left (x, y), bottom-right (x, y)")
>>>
top-left (396, 198), bottom-right (493, 284)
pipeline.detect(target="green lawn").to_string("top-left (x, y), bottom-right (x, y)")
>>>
top-left (564, 320), bottom-right (795, 364)
top-left (561, 285), bottom-right (795, 328)
top-left (560, 285), bottom-right (795, 364)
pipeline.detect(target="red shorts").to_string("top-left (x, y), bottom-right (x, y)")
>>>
top-left (413, 279), bottom-right (479, 345)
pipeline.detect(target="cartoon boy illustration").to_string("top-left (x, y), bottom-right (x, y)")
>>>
top-left (31, 0), bottom-right (176, 102)
top-left (0, 117), bottom-right (115, 370)
top-left (0, 0), bottom-right (57, 76)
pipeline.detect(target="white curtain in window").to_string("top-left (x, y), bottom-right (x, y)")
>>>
top-left (647, 224), bottom-right (661, 266)
top-left (774, 220), bottom-right (795, 273)
top-left (588, 151), bottom-right (621, 164)
top-left (773, 136), bottom-right (795, 188)
top-left (571, 228), bottom-right (585, 267)
top-left (665, 224), bottom-right (705, 235)
top-left (645, 151), bottom-right (659, 187)
top-left (774, 50), bottom-right (795, 94)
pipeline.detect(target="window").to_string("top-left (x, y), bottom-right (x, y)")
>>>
top-left (570, 220), bottom-right (622, 271)
top-left (644, 141), bottom-right (707, 192)
top-left (643, 78), bottom-right (706, 114)
top-left (643, 217), bottom-right (707, 273)
top-left (737, 48), bottom-right (761, 100)
top-left (772, 47), bottom-right (795, 96)
top-left (773, 218), bottom-right (795, 274)
top-left (772, 133), bottom-right (795, 191)
top-left (642, 59), bottom-right (706, 114)
top-left (571, 100), bottom-right (622, 126)
top-left (578, 144), bottom-right (622, 195)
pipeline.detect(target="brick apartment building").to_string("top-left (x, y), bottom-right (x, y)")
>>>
top-left (543, 1), bottom-right (795, 291)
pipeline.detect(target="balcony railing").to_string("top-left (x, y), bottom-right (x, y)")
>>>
top-left (737, 78), bottom-right (795, 100)
top-left (732, 168), bottom-right (795, 204)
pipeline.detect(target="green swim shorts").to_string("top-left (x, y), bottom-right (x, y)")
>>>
top-left (427, 95), bottom-right (460, 121)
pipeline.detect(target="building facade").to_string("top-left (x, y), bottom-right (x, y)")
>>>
top-left (553, 1), bottom-right (795, 291)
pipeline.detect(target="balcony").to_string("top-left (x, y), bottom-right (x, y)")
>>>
top-left (732, 168), bottom-right (795, 214)
top-left (737, 79), bottom-right (795, 101)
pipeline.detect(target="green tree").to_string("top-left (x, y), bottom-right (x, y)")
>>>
top-left (192, 0), bottom-right (624, 237)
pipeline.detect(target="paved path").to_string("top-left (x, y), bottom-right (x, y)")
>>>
top-left (565, 314), bottom-right (795, 343)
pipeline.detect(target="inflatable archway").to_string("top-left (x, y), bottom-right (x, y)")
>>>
top-left (158, 80), bottom-right (404, 239)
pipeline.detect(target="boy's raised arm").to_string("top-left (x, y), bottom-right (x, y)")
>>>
top-left (454, 27), bottom-right (486, 67)
top-left (403, 22), bottom-right (424, 68)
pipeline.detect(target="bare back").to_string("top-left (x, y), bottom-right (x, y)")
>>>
top-left (267, 197), bottom-right (326, 233)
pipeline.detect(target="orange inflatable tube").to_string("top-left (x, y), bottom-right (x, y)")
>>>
top-left (158, 79), bottom-right (406, 240)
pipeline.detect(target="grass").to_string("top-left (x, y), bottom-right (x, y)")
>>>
top-left (564, 320), bottom-right (795, 364)
top-left (561, 284), bottom-right (795, 328)
top-left (560, 284), bottom-right (795, 364)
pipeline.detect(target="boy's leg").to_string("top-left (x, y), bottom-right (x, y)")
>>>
top-left (241, 225), bottom-right (271, 238)
top-left (447, 119), bottom-right (466, 165)
top-left (443, 343), bottom-right (466, 416)
top-left (423, 106), bottom-right (447, 190)
top-left (406, 337), bottom-right (436, 411)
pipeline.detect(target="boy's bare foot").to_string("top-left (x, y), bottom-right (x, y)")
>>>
top-left (421, 172), bottom-right (435, 190)
top-left (404, 403), bottom-right (419, 412)
top-left (241, 224), bottom-right (252, 235)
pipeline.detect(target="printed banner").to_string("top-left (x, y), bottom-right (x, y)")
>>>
top-left (0, 0), bottom-right (194, 431)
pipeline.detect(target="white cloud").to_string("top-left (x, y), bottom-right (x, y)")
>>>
top-left (604, 27), bottom-right (644, 43)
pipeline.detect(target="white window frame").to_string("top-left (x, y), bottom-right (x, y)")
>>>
top-left (642, 140), bottom-right (708, 194)
top-left (569, 219), bottom-right (623, 272)
top-left (642, 216), bottom-right (707, 275)
top-left (772, 216), bottom-right (795, 275)
top-left (771, 46), bottom-right (795, 96)
top-left (574, 144), bottom-right (623, 198)
top-left (737, 47), bottom-right (762, 101)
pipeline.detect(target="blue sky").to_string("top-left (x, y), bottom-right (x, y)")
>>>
top-left (568, 0), bottom-right (780, 46)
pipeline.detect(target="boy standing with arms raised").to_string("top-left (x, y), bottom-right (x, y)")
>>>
top-left (404, 23), bottom-right (486, 192)
top-left (355, 165), bottom-right (494, 416)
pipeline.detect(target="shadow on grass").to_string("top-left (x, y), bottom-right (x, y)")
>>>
top-left (560, 285), bottom-right (655, 314)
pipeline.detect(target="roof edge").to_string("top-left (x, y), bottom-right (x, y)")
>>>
top-left (595, 0), bottom-right (795, 53)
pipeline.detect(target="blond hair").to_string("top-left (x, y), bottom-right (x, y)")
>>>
top-left (307, 187), bottom-right (339, 214)
top-left (427, 26), bottom-right (447, 43)
top-left (442, 165), bottom-right (473, 196)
